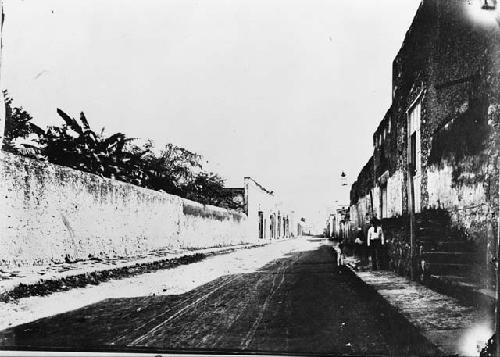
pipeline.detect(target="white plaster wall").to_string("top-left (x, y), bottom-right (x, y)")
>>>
top-left (372, 187), bottom-right (381, 220)
top-left (426, 161), bottom-right (488, 234)
top-left (350, 194), bottom-right (371, 229)
top-left (427, 163), bottom-right (486, 211)
top-left (0, 152), bottom-right (251, 267)
top-left (349, 205), bottom-right (358, 229)
top-left (244, 178), bottom-right (279, 239)
top-left (387, 170), bottom-right (404, 217)
top-left (179, 199), bottom-right (251, 249)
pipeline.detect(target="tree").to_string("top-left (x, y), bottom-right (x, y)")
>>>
top-left (2, 90), bottom-right (43, 154)
top-left (40, 109), bottom-right (134, 178)
top-left (142, 143), bottom-right (203, 196)
top-left (185, 171), bottom-right (226, 206)
top-left (3, 100), bottom-right (239, 210)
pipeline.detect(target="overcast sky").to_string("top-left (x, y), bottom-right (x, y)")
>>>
top-left (2, 0), bottom-right (422, 227)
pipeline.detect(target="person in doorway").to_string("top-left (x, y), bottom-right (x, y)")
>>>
top-left (367, 219), bottom-right (385, 270)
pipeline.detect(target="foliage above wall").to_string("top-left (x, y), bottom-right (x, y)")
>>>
top-left (2, 91), bottom-right (44, 155)
top-left (2, 91), bottom-right (239, 210)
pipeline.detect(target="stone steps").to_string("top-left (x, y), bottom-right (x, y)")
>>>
top-left (424, 262), bottom-right (475, 276)
top-left (383, 210), bottom-right (480, 287)
top-left (414, 209), bottom-right (479, 284)
top-left (420, 240), bottom-right (473, 252)
top-left (420, 251), bottom-right (476, 264)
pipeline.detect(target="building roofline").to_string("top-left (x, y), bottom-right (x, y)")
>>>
top-left (244, 176), bottom-right (274, 195)
top-left (374, 105), bottom-right (394, 135)
top-left (394, 0), bottom-right (425, 64)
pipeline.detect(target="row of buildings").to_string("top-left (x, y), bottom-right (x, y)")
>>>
top-left (225, 177), bottom-right (300, 240)
top-left (346, 0), bottom-right (500, 287)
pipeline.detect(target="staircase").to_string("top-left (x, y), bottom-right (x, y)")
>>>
top-left (416, 209), bottom-right (480, 286)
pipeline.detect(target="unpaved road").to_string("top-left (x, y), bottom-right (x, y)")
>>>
top-left (0, 239), bottom-right (440, 355)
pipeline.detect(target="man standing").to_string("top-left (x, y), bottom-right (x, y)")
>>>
top-left (367, 219), bottom-right (385, 270)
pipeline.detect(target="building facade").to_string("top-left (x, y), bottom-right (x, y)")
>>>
top-left (349, 0), bottom-right (500, 282)
top-left (327, 207), bottom-right (350, 241)
top-left (244, 177), bottom-right (295, 240)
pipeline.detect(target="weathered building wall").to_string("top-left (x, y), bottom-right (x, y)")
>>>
top-left (372, 187), bottom-right (381, 221)
top-left (419, 0), bottom-right (500, 247)
top-left (427, 158), bottom-right (491, 243)
top-left (349, 0), bottom-right (500, 280)
top-left (350, 195), bottom-right (370, 229)
top-left (0, 152), bottom-right (252, 267)
top-left (349, 157), bottom-right (375, 238)
top-left (381, 0), bottom-right (499, 241)
top-left (386, 169), bottom-right (404, 217)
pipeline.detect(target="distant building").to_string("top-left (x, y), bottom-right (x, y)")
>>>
top-left (226, 177), bottom-right (297, 240)
top-left (244, 177), bottom-right (295, 239)
top-left (327, 207), bottom-right (349, 241)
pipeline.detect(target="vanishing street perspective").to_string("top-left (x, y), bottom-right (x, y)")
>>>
top-left (1, 0), bottom-right (500, 356)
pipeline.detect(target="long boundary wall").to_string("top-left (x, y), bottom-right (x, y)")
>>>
top-left (0, 152), bottom-right (253, 267)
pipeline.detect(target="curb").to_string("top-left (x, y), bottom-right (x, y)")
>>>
top-left (0, 242), bottom-right (270, 303)
top-left (425, 275), bottom-right (496, 310)
top-left (341, 263), bottom-right (446, 356)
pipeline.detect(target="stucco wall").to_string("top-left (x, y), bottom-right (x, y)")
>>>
top-left (350, 194), bottom-right (370, 230)
top-left (179, 199), bottom-right (249, 249)
top-left (426, 159), bottom-right (490, 243)
top-left (245, 178), bottom-right (274, 239)
top-left (0, 152), bottom-right (252, 267)
top-left (387, 169), bottom-right (404, 217)
top-left (372, 187), bottom-right (381, 220)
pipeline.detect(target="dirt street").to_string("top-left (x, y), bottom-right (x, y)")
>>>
top-left (0, 239), bottom-right (440, 355)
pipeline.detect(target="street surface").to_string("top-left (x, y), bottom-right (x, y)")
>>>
top-left (0, 238), bottom-right (440, 355)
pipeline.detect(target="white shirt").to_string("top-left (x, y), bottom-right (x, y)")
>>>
top-left (367, 226), bottom-right (384, 246)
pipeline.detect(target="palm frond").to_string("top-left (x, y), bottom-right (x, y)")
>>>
top-left (57, 109), bottom-right (84, 136)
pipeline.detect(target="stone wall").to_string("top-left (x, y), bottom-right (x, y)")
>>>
top-left (381, 216), bottom-right (412, 277)
top-left (0, 152), bottom-right (252, 267)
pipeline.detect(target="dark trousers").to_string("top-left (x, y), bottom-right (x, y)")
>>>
top-left (370, 239), bottom-right (382, 270)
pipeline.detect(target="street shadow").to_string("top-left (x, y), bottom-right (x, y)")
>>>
top-left (0, 244), bottom-right (441, 356)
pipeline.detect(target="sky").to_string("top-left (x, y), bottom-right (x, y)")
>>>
top-left (2, 0), bottom-right (422, 228)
